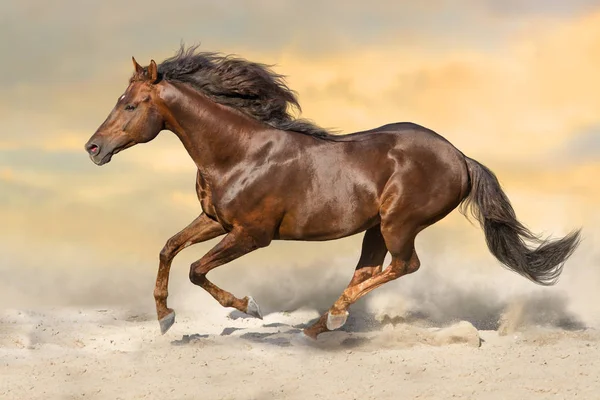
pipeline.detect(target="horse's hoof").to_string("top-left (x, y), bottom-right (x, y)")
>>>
top-left (326, 311), bottom-right (348, 331)
top-left (245, 296), bottom-right (263, 319)
top-left (159, 310), bottom-right (176, 334)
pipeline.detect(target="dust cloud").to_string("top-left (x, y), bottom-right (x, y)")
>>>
top-left (3, 226), bottom-right (596, 335)
top-left (2, 225), bottom-right (599, 400)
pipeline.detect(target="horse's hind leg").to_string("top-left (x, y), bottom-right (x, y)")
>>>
top-left (312, 220), bottom-right (420, 337)
top-left (303, 226), bottom-right (388, 339)
top-left (348, 226), bottom-right (388, 286)
top-left (326, 247), bottom-right (420, 331)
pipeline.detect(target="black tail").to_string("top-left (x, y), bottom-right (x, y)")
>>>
top-left (460, 157), bottom-right (581, 285)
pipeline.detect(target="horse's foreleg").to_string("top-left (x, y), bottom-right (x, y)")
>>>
top-left (155, 213), bottom-right (225, 334)
top-left (303, 226), bottom-right (388, 339)
top-left (188, 227), bottom-right (270, 318)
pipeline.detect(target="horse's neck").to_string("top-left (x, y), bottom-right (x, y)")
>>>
top-left (160, 82), bottom-right (265, 175)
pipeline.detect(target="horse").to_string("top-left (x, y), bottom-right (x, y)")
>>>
top-left (84, 45), bottom-right (581, 339)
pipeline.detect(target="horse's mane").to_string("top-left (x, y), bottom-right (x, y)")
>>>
top-left (152, 44), bottom-right (333, 138)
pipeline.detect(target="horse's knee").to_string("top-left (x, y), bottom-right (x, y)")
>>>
top-left (159, 240), bottom-right (175, 264)
top-left (188, 262), bottom-right (206, 285)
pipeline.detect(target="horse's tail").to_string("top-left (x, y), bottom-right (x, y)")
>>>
top-left (459, 156), bottom-right (581, 285)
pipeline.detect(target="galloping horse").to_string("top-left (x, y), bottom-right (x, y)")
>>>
top-left (85, 45), bottom-right (581, 339)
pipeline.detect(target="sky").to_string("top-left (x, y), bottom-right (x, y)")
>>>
top-left (1, 1), bottom-right (599, 309)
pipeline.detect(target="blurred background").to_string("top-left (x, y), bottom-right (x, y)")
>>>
top-left (1, 1), bottom-right (598, 329)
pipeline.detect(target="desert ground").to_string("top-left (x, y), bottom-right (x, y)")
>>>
top-left (2, 237), bottom-right (599, 400)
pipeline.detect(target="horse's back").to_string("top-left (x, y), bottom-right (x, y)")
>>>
top-left (370, 122), bottom-right (470, 227)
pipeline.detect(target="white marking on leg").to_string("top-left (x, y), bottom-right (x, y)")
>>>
top-left (184, 241), bottom-right (192, 248)
top-left (326, 311), bottom-right (349, 331)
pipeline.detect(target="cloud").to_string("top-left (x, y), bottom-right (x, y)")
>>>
top-left (0, 0), bottom-right (514, 86)
top-left (0, 148), bottom-right (86, 174)
top-left (4, 2), bottom-right (600, 155)
top-left (2, 1), bottom-right (599, 277)
top-left (266, 9), bottom-right (600, 166)
top-left (0, 167), bottom-right (14, 181)
top-left (559, 126), bottom-right (600, 162)
top-left (2, 0), bottom-right (580, 92)
top-left (479, 0), bottom-right (600, 17)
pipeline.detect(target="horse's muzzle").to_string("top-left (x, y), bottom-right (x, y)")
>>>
top-left (85, 141), bottom-right (112, 166)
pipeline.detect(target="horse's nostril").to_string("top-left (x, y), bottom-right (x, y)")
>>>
top-left (88, 144), bottom-right (99, 155)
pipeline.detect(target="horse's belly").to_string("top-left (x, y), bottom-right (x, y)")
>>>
top-left (276, 201), bottom-right (380, 241)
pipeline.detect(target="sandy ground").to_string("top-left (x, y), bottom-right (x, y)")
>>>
top-left (2, 302), bottom-right (599, 399)
top-left (2, 236), bottom-right (600, 400)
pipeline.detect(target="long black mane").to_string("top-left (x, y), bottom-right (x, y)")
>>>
top-left (150, 45), bottom-right (332, 138)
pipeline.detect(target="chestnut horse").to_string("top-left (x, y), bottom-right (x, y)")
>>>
top-left (84, 45), bottom-right (581, 339)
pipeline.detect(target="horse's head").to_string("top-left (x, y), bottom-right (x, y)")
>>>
top-left (85, 57), bottom-right (165, 166)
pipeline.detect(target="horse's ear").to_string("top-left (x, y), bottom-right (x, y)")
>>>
top-left (132, 56), bottom-right (144, 75)
top-left (147, 60), bottom-right (158, 83)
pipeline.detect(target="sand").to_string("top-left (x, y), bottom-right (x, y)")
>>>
top-left (2, 237), bottom-right (600, 399)
top-left (2, 302), bottom-right (599, 399)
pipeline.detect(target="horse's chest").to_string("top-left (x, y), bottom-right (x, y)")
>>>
top-left (195, 172), bottom-right (218, 220)
top-left (199, 193), bottom-right (217, 218)
top-left (195, 174), bottom-right (239, 230)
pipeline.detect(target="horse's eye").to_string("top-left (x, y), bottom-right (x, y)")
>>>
top-left (125, 104), bottom-right (136, 111)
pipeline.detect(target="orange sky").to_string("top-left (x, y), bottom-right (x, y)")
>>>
top-left (1, 1), bottom-right (598, 278)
